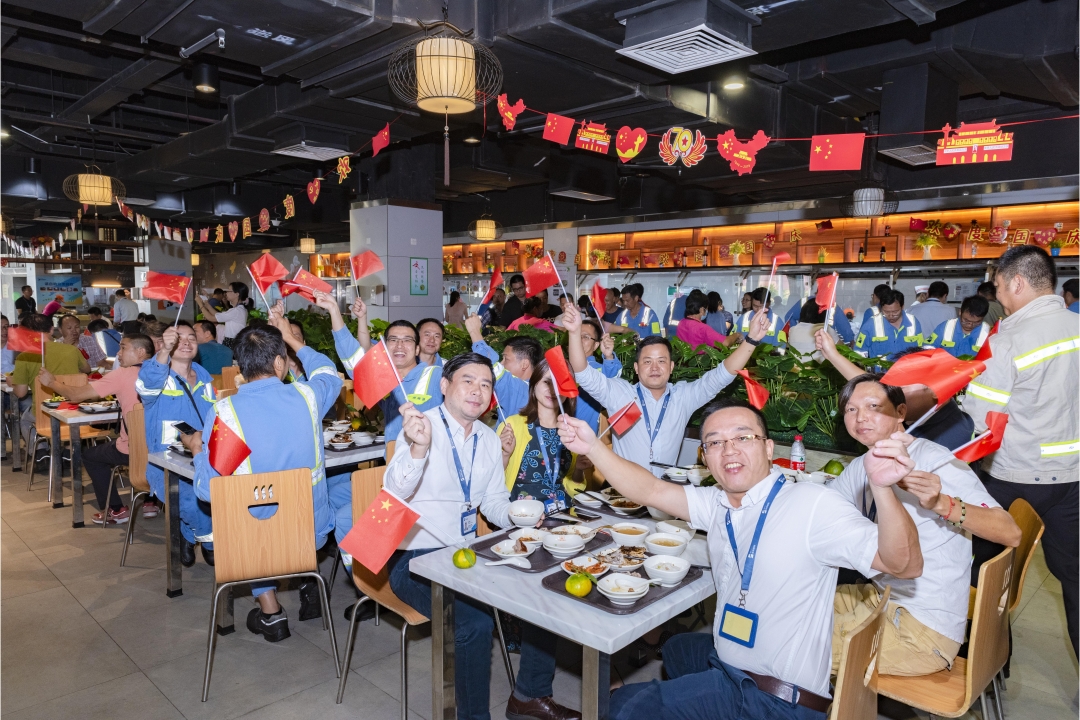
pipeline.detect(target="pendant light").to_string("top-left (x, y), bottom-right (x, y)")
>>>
top-left (299, 236), bottom-right (316, 253)
top-left (63, 165), bottom-right (125, 206)
top-left (468, 214), bottom-right (502, 242)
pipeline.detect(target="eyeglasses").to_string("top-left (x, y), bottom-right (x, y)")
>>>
top-left (580, 334), bottom-right (598, 343)
top-left (385, 335), bottom-right (416, 345)
top-left (700, 434), bottom-right (766, 454)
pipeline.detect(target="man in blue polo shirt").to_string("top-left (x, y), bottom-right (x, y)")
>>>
top-left (855, 288), bottom-right (923, 360)
top-left (1062, 278), bottom-right (1079, 313)
top-left (928, 295), bottom-right (991, 358)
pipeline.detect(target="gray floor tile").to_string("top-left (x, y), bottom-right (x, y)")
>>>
top-left (1013, 586), bottom-right (1073, 638)
top-left (65, 565), bottom-right (214, 624)
top-left (0, 545), bottom-right (62, 599)
top-left (2, 672), bottom-right (185, 720)
top-left (35, 534), bottom-right (167, 584)
top-left (1010, 625), bottom-right (1080, 701)
top-left (100, 594), bottom-right (220, 672)
top-left (236, 676), bottom-right (424, 720)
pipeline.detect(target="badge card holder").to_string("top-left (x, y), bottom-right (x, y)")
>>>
top-left (460, 504), bottom-right (477, 537)
top-left (719, 603), bottom-right (759, 648)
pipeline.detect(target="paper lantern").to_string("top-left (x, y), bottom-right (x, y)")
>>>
top-left (469, 216), bottom-right (502, 242)
top-left (191, 253), bottom-right (200, 266)
top-left (63, 168), bottom-right (125, 206)
top-left (299, 236), bottom-right (316, 254)
top-left (415, 37), bottom-right (476, 113)
top-left (839, 185), bottom-right (898, 218)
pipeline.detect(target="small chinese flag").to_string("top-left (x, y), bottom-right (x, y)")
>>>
top-left (286, 268), bottom-right (333, 301)
top-left (143, 271), bottom-right (191, 304)
top-left (249, 253), bottom-right (288, 294)
top-left (909, 217), bottom-right (927, 232)
top-left (372, 123), bottom-right (390, 157)
top-left (482, 267), bottom-right (503, 305)
top-left (542, 113), bottom-right (575, 145)
top-left (207, 416), bottom-right (252, 476)
top-left (609, 401), bottom-right (643, 437)
top-left (340, 490), bottom-right (420, 573)
top-left (523, 254), bottom-right (560, 297)
top-left (350, 250), bottom-right (385, 281)
top-left (591, 281), bottom-right (607, 315)
top-left (7, 326), bottom-right (47, 354)
top-left (544, 346), bottom-right (579, 398)
top-left (737, 370), bottom-right (770, 410)
top-left (772, 251), bottom-right (791, 266)
top-left (808, 133), bottom-right (865, 171)
top-left (815, 274), bottom-right (838, 313)
top-left (881, 349), bottom-right (985, 408)
top-left (953, 412), bottom-right (1008, 463)
top-left (353, 341), bottom-right (401, 409)
top-left (973, 320), bottom-right (999, 363)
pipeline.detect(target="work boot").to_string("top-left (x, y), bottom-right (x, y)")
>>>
top-left (247, 607), bottom-right (290, 642)
top-left (200, 545), bottom-right (215, 566)
top-left (344, 599), bottom-right (377, 623)
top-left (298, 582), bottom-right (322, 621)
top-left (180, 537), bottom-right (196, 568)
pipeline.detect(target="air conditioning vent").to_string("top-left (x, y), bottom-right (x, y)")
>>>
top-left (271, 141), bottom-right (348, 162)
top-left (877, 144), bottom-right (938, 166)
top-left (617, 23), bottom-right (755, 74)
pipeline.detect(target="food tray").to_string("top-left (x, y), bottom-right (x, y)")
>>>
top-left (323, 442), bottom-right (382, 454)
top-left (471, 527), bottom-right (612, 574)
top-left (540, 566), bottom-right (704, 615)
top-left (78, 403), bottom-right (118, 414)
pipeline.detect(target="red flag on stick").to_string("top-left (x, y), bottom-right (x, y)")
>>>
top-left (880, 348), bottom-right (985, 408)
top-left (772, 251), bottom-right (791, 265)
top-left (609, 401), bottom-right (643, 437)
top-left (340, 489), bottom-right (420, 573)
top-left (285, 268), bottom-right (334, 302)
top-left (207, 416), bottom-right (252, 476)
top-left (591, 282), bottom-right (607, 316)
top-left (353, 341), bottom-right (401, 409)
top-left (482, 268), bottom-right (504, 305)
top-left (350, 250), bottom-right (385, 281)
top-left (973, 320), bottom-right (999, 363)
top-left (522, 254), bottom-right (560, 297)
top-left (815, 274), bottom-right (838, 313)
top-left (7, 326), bottom-right (48, 354)
top-left (249, 254), bottom-right (289, 294)
top-left (544, 346), bottom-right (579, 398)
top-left (737, 370), bottom-right (770, 410)
top-left (143, 271), bottom-right (191, 304)
top-left (952, 412), bottom-right (1009, 464)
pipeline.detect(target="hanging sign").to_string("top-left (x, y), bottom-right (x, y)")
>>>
top-left (936, 120), bottom-right (1014, 165)
top-left (575, 122), bottom-right (611, 154)
top-left (615, 126), bottom-right (647, 163)
top-left (497, 94), bottom-right (525, 130)
top-left (283, 194), bottom-right (295, 219)
top-left (658, 127), bottom-right (707, 167)
top-left (337, 156), bottom-right (351, 182)
top-left (307, 179), bottom-right (321, 204)
top-left (716, 129), bottom-right (770, 176)
top-left (258, 208), bottom-right (270, 233)
top-left (227, 221), bottom-right (238, 242)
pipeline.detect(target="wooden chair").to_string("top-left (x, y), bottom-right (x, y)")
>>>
top-left (220, 365), bottom-right (240, 392)
top-left (830, 586), bottom-right (891, 720)
top-left (878, 548), bottom-right (1014, 720)
top-left (28, 374), bottom-right (112, 495)
top-left (210, 374), bottom-right (223, 391)
top-left (1006, 499), bottom-right (1044, 617)
top-left (203, 468), bottom-right (340, 701)
top-left (101, 404), bottom-right (153, 565)
top-left (216, 387), bottom-right (237, 400)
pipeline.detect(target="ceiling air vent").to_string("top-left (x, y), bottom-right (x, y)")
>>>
top-left (877, 64), bottom-right (957, 167)
top-left (270, 123), bottom-right (350, 162)
top-left (271, 141), bottom-right (348, 162)
top-left (616, 0), bottom-right (759, 75)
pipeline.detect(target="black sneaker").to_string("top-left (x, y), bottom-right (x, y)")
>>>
top-left (180, 538), bottom-right (196, 568)
top-left (200, 545), bottom-right (215, 566)
top-left (344, 600), bottom-right (377, 623)
top-left (298, 582), bottom-right (322, 621)
top-left (247, 607), bottom-right (290, 642)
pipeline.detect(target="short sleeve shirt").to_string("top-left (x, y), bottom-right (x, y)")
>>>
top-left (12, 343), bottom-right (85, 404)
top-left (90, 365), bottom-right (142, 453)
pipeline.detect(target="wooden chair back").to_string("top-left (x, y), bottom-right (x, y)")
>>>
top-left (124, 404), bottom-right (150, 493)
top-left (1007, 499), bottom-right (1045, 614)
top-left (217, 387), bottom-right (237, 400)
top-left (210, 374), bottom-right (223, 391)
top-left (350, 467), bottom-right (428, 626)
top-left (830, 586), bottom-right (891, 720)
top-left (386, 439), bottom-right (396, 461)
top-left (220, 366), bottom-right (240, 391)
top-left (966, 548), bottom-right (1014, 705)
top-left (210, 469), bottom-right (318, 584)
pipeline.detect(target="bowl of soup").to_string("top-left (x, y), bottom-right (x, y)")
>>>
top-left (644, 532), bottom-right (688, 557)
top-left (608, 523), bottom-right (650, 547)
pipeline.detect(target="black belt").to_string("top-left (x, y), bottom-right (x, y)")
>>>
top-left (744, 670), bottom-right (832, 714)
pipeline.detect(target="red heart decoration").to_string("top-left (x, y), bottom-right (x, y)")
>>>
top-left (988, 226), bottom-right (1009, 244)
top-left (614, 126), bottom-right (647, 163)
top-left (1031, 228), bottom-right (1057, 247)
top-left (307, 179), bottom-right (321, 204)
top-left (227, 221), bottom-right (238, 241)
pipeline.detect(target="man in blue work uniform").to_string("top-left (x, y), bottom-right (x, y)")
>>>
top-left (139, 322), bottom-right (217, 567)
top-left (613, 283), bottom-right (662, 338)
top-left (662, 292), bottom-right (688, 338)
top-left (860, 283), bottom-right (893, 327)
top-left (465, 313), bottom-right (540, 417)
top-left (188, 305), bottom-right (342, 641)
top-left (1062, 278), bottom-right (1079, 313)
top-left (786, 295), bottom-right (855, 343)
top-left (928, 295), bottom-right (991, 358)
top-left (854, 288), bottom-right (923, 360)
top-left (737, 287), bottom-right (786, 347)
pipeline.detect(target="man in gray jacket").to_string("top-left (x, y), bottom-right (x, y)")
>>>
top-left (966, 246), bottom-right (1078, 656)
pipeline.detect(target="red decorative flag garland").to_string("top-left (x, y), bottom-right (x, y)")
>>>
top-left (716, 129), bottom-right (770, 176)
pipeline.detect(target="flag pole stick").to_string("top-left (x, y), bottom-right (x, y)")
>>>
top-left (824, 272), bottom-right (839, 330)
top-left (926, 429), bottom-right (992, 473)
top-left (762, 259), bottom-right (779, 311)
top-left (174, 281), bottom-right (191, 328)
top-left (904, 402), bottom-right (941, 434)
top-left (378, 486), bottom-right (468, 550)
top-left (597, 402), bottom-right (633, 441)
top-left (491, 388), bottom-right (508, 427)
top-left (548, 369), bottom-right (567, 418)
top-left (548, 251), bottom-right (572, 307)
top-left (383, 338), bottom-right (409, 400)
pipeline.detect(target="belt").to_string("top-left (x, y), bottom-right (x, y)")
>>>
top-left (744, 670), bottom-right (832, 713)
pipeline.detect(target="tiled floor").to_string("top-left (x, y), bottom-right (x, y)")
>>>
top-left (1, 457), bottom-right (1076, 719)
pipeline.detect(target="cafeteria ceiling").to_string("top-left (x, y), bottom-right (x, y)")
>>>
top-left (1, 0), bottom-right (1077, 248)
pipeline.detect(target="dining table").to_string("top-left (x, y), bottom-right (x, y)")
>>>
top-left (44, 405), bottom-right (120, 527)
top-left (408, 512), bottom-right (716, 720)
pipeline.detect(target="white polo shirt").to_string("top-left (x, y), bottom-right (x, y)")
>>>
top-left (830, 438), bottom-right (1000, 644)
top-left (685, 474), bottom-right (878, 696)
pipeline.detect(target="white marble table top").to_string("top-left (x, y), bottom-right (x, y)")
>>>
top-left (147, 442), bottom-right (387, 479)
top-left (43, 406), bottom-right (120, 425)
top-left (409, 516), bottom-right (717, 655)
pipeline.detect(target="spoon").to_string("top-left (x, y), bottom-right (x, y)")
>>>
top-left (485, 557), bottom-right (531, 568)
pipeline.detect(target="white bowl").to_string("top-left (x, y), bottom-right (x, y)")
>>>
top-left (560, 554), bottom-right (609, 578)
top-left (643, 555), bottom-right (690, 587)
top-left (543, 533), bottom-right (585, 557)
top-left (665, 467), bottom-right (689, 478)
top-left (492, 539), bottom-right (537, 558)
top-left (596, 574), bottom-right (651, 606)
top-left (323, 430), bottom-right (336, 442)
top-left (329, 442), bottom-right (352, 450)
top-left (685, 466), bottom-right (711, 486)
top-left (645, 532), bottom-right (688, 557)
top-left (655, 519), bottom-right (696, 543)
top-left (807, 471), bottom-right (834, 485)
top-left (574, 494), bottom-right (602, 508)
top-left (508, 499), bottom-right (545, 527)
top-left (375, 435), bottom-right (386, 443)
top-left (352, 434), bottom-right (375, 446)
top-left (550, 524), bottom-right (598, 543)
top-left (608, 497), bottom-right (645, 515)
top-left (647, 505), bottom-right (675, 520)
top-left (608, 522), bottom-right (650, 547)
top-left (508, 528), bottom-right (550, 548)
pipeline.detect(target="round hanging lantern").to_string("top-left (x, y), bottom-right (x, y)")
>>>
top-left (190, 253), bottom-right (200, 266)
top-left (468, 215), bottom-right (502, 242)
top-left (839, 184), bottom-right (897, 218)
top-left (299, 236), bottom-right (316, 254)
top-left (62, 166), bottom-right (126, 206)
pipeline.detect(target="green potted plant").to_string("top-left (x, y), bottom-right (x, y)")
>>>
top-left (730, 240), bottom-right (747, 266)
top-left (1049, 236), bottom-right (1065, 257)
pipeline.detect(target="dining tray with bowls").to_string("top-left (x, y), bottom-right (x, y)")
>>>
top-left (540, 565), bottom-right (704, 615)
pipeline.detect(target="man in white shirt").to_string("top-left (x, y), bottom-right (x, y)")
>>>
top-left (563, 301), bottom-right (770, 477)
top-left (112, 289), bottom-right (140, 331)
top-left (556, 399), bottom-right (923, 720)
top-left (830, 375), bottom-right (1020, 676)
top-left (386, 352), bottom-right (582, 720)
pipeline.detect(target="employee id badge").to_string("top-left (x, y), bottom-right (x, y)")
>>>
top-left (543, 491), bottom-right (568, 514)
top-left (718, 603), bottom-right (759, 648)
top-left (460, 505), bottom-right (478, 537)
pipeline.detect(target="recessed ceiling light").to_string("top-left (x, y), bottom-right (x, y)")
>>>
top-left (463, 137), bottom-right (481, 145)
top-left (723, 80), bottom-right (745, 90)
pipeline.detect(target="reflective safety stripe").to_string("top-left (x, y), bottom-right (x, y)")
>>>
top-left (341, 344), bottom-right (365, 371)
top-left (1014, 337), bottom-right (1080, 371)
top-left (872, 314), bottom-right (885, 341)
top-left (667, 298), bottom-right (679, 327)
top-left (291, 382), bottom-right (324, 486)
top-left (968, 381), bottom-right (1011, 405)
top-left (742, 311), bottom-right (778, 335)
top-left (493, 363), bottom-right (507, 381)
top-left (1041, 440), bottom-right (1080, 457)
top-left (941, 319), bottom-right (958, 345)
top-left (307, 365), bottom-right (336, 380)
top-left (135, 378), bottom-right (161, 397)
top-left (407, 366), bottom-right (437, 405)
top-left (972, 323), bottom-right (990, 352)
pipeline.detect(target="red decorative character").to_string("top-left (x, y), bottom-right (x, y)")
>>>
top-left (715, 129), bottom-right (770, 176)
top-left (242, 217), bottom-right (252, 239)
top-left (283, 194), bottom-right (295, 219)
top-left (337, 156), bottom-right (351, 183)
top-left (258, 208), bottom-right (270, 233)
top-left (1012, 229), bottom-right (1031, 245)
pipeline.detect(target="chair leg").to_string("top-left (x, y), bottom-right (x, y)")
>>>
top-left (102, 467), bottom-right (119, 530)
top-left (335, 596), bottom-right (372, 704)
top-left (26, 428), bottom-right (38, 491)
top-left (326, 545), bottom-right (340, 602)
top-left (998, 669), bottom-right (1007, 692)
top-left (980, 691), bottom-right (991, 720)
top-left (993, 675), bottom-right (1005, 719)
top-left (375, 603), bottom-right (380, 626)
top-left (494, 611), bottom-right (515, 688)
top-left (120, 491), bottom-right (147, 567)
top-left (310, 573), bottom-right (341, 677)
top-left (202, 582), bottom-right (232, 702)
top-left (400, 621), bottom-right (409, 720)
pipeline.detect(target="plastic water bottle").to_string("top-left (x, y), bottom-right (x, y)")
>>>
top-left (790, 435), bottom-right (806, 472)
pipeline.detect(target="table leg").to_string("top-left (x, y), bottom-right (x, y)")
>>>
top-left (431, 582), bottom-right (456, 720)
top-left (50, 416), bottom-right (63, 508)
top-left (70, 425), bottom-right (84, 528)
top-left (164, 469), bottom-right (183, 598)
top-left (11, 403), bottom-right (23, 471)
top-left (217, 586), bottom-right (235, 635)
top-left (582, 647), bottom-right (602, 720)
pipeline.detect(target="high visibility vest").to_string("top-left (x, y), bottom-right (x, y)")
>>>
top-left (741, 311), bottom-right (779, 337)
top-left (406, 365), bottom-right (438, 405)
top-left (937, 319), bottom-right (987, 349)
top-left (871, 313), bottom-right (918, 343)
top-left (619, 305), bottom-right (659, 334)
top-left (666, 298), bottom-right (679, 328)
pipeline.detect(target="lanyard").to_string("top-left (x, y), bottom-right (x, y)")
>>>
top-left (636, 385), bottom-right (671, 460)
top-left (862, 489), bottom-right (877, 523)
top-left (534, 425), bottom-right (561, 488)
top-left (438, 408), bottom-right (478, 505)
top-left (724, 476), bottom-right (786, 607)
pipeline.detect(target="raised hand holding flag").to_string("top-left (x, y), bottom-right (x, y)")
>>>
top-left (599, 400), bottom-right (643, 440)
top-left (350, 250), bottom-right (385, 283)
top-left (951, 411), bottom-right (1008, 464)
top-left (590, 281), bottom-right (607, 321)
top-left (352, 340), bottom-right (406, 410)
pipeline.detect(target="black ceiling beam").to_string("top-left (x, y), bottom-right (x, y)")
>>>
top-left (882, 0), bottom-right (938, 25)
top-left (5, 110), bottom-right (175, 143)
top-left (56, 58), bottom-right (177, 121)
top-left (261, 0), bottom-right (393, 77)
top-left (82, 0), bottom-right (152, 35)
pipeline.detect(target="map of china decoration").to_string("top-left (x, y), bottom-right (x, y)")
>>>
top-left (658, 127), bottom-right (707, 167)
top-left (497, 94), bottom-right (525, 130)
top-left (716, 129), bottom-right (770, 176)
top-left (936, 120), bottom-right (1014, 165)
top-left (575, 122), bottom-right (611, 154)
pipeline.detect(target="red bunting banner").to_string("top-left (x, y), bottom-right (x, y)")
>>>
top-left (575, 122), bottom-right (611, 154)
top-left (497, 94), bottom-right (525, 130)
top-left (658, 127), bottom-right (707, 167)
top-left (542, 113), bottom-right (575, 145)
top-left (371, 123), bottom-right (391, 157)
top-left (615, 126), bottom-right (647, 163)
top-left (937, 120), bottom-right (1013, 165)
top-left (716, 129), bottom-right (770, 176)
top-left (258, 208), bottom-right (270, 233)
top-left (306, 178), bottom-right (320, 204)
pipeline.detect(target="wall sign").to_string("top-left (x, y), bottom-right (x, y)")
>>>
top-left (410, 257), bottom-right (428, 295)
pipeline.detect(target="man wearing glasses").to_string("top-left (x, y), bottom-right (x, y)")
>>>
top-left (557, 399), bottom-right (923, 720)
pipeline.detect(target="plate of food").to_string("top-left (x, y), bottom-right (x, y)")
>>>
top-left (492, 537), bottom-right (537, 558)
top-left (78, 400), bottom-right (118, 413)
top-left (549, 524), bottom-right (598, 543)
top-left (327, 432), bottom-right (353, 450)
top-left (43, 395), bottom-right (65, 409)
top-left (561, 555), bottom-right (608, 578)
top-left (596, 545), bottom-right (646, 572)
top-left (608, 497), bottom-right (646, 515)
top-left (573, 493), bottom-right (602, 509)
top-left (601, 487), bottom-right (624, 499)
